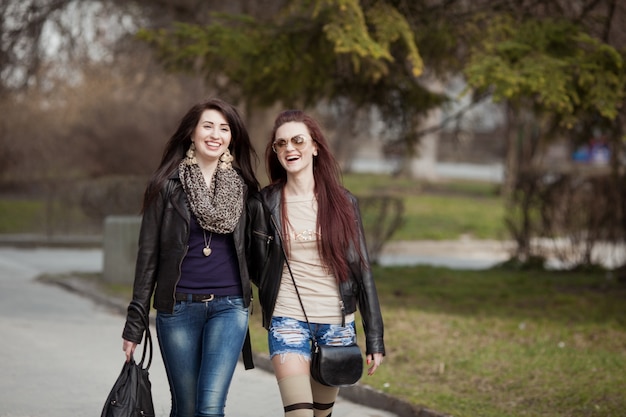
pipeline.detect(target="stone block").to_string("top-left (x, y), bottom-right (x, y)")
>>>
top-left (102, 215), bottom-right (141, 284)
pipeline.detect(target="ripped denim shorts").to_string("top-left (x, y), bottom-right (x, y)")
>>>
top-left (268, 316), bottom-right (357, 360)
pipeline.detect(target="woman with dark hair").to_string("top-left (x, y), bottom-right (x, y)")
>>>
top-left (121, 98), bottom-right (259, 417)
top-left (248, 110), bottom-right (385, 417)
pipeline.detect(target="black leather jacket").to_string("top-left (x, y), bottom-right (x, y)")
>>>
top-left (247, 184), bottom-right (385, 356)
top-left (122, 169), bottom-right (254, 366)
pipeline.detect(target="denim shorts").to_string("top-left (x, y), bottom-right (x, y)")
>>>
top-left (268, 316), bottom-right (357, 360)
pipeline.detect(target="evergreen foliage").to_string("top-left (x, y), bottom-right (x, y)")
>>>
top-left (464, 15), bottom-right (625, 127)
top-left (136, 0), bottom-right (439, 147)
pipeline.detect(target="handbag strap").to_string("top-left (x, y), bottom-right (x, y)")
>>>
top-left (129, 300), bottom-right (153, 370)
top-left (270, 215), bottom-right (316, 343)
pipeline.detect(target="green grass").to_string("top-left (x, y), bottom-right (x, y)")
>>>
top-left (370, 265), bottom-right (625, 417)
top-left (0, 196), bottom-right (100, 234)
top-left (246, 265), bottom-right (626, 417)
top-left (343, 173), bottom-right (508, 240)
top-left (398, 193), bottom-right (506, 240)
top-left (0, 198), bottom-right (45, 233)
top-left (1, 174), bottom-right (506, 241)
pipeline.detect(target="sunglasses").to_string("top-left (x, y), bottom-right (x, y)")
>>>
top-left (272, 135), bottom-right (311, 153)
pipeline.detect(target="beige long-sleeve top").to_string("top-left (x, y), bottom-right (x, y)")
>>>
top-left (273, 194), bottom-right (355, 325)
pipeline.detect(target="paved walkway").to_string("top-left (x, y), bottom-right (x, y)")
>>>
top-left (380, 238), bottom-right (625, 270)
top-left (380, 239), bottom-right (513, 269)
top-left (0, 247), bottom-right (409, 417)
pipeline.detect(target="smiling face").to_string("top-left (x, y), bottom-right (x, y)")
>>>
top-left (191, 109), bottom-right (232, 164)
top-left (273, 121), bottom-right (318, 178)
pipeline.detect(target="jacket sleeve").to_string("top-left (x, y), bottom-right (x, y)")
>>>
top-left (121, 186), bottom-right (165, 344)
top-left (246, 192), bottom-right (272, 288)
top-left (351, 194), bottom-right (386, 357)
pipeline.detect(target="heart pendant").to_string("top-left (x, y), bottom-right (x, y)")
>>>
top-left (203, 247), bottom-right (212, 257)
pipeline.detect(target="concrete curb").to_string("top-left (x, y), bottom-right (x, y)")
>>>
top-left (0, 234), bottom-right (102, 248)
top-left (39, 274), bottom-right (450, 417)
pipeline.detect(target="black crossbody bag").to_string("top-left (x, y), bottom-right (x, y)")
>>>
top-left (271, 215), bottom-right (363, 387)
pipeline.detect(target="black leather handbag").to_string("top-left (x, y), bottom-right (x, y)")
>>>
top-left (271, 216), bottom-right (364, 387)
top-left (101, 301), bottom-right (155, 417)
top-left (310, 340), bottom-right (363, 387)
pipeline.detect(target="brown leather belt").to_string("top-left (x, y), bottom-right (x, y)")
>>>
top-left (175, 293), bottom-right (215, 302)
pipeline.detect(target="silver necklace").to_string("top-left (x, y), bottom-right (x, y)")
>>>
top-left (202, 229), bottom-right (213, 257)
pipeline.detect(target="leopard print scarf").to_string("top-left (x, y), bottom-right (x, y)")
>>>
top-left (178, 151), bottom-right (244, 234)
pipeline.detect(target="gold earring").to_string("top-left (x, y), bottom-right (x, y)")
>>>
top-left (219, 148), bottom-right (234, 170)
top-left (185, 142), bottom-right (198, 165)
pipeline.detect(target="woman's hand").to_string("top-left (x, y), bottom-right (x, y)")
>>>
top-left (122, 339), bottom-right (137, 363)
top-left (366, 352), bottom-right (384, 376)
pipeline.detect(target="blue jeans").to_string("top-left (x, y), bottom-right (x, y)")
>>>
top-left (156, 295), bottom-right (248, 417)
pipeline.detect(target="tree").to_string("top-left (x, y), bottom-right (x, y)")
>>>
top-left (0, 0), bottom-right (214, 233)
top-left (134, 0), bottom-right (626, 267)
top-left (462, 5), bottom-right (626, 266)
top-left (136, 0), bottom-right (448, 168)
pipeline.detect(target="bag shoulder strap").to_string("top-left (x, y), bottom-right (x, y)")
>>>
top-left (270, 215), bottom-right (315, 342)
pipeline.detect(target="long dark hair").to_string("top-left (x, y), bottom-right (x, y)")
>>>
top-left (266, 109), bottom-right (364, 282)
top-left (142, 98), bottom-right (259, 211)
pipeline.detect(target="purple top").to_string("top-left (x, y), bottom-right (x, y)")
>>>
top-left (177, 214), bottom-right (242, 296)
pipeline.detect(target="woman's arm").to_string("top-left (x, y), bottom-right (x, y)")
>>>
top-left (351, 195), bottom-right (386, 357)
top-left (121, 185), bottom-right (166, 343)
top-left (246, 192), bottom-right (272, 288)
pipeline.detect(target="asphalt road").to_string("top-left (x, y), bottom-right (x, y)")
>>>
top-left (0, 247), bottom-right (399, 417)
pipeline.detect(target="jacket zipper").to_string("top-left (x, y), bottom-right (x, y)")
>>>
top-left (340, 299), bottom-right (346, 327)
top-left (253, 230), bottom-right (274, 244)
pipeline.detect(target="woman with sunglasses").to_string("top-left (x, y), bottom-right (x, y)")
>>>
top-left (248, 110), bottom-right (385, 417)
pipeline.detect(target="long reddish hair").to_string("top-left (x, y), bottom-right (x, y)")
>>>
top-left (266, 110), bottom-right (365, 282)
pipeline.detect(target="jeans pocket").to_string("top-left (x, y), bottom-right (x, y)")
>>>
top-left (226, 296), bottom-right (247, 310)
top-left (170, 300), bottom-right (187, 315)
